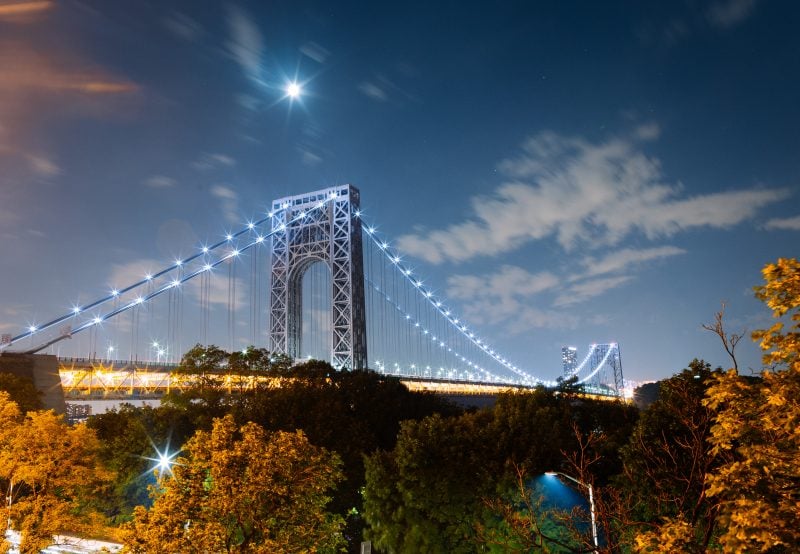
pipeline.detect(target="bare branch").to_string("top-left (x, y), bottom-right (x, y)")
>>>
top-left (702, 302), bottom-right (744, 371)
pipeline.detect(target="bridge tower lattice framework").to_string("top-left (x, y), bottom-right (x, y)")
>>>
top-left (269, 185), bottom-right (367, 369)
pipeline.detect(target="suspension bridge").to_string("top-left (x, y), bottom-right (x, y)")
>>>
top-left (0, 185), bottom-right (625, 401)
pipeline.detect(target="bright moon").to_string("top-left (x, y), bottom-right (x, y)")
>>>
top-left (286, 82), bottom-right (302, 98)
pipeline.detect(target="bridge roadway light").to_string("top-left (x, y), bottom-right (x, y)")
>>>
top-left (544, 471), bottom-right (598, 553)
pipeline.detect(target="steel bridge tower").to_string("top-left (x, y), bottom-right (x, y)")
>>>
top-left (269, 185), bottom-right (367, 369)
top-left (589, 343), bottom-right (624, 396)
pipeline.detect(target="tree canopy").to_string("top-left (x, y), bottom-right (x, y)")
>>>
top-left (124, 414), bottom-right (346, 553)
top-left (0, 392), bottom-right (112, 554)
top-left (703, 257), bottom-right (800, 552)
top-left (0, 372), bottom-right (42, 414)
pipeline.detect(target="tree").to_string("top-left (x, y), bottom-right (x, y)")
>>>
top-left (0, 393), bottom-right (112, 554)
top-left (363, 411), bottom-right (497, 553)
top-left (617, 360), bottom-right (724, 552)
top-left (475, 465), bottom-right (579, 553)
top-left (124, 414), bottom-right (346, 553)
top-left (87, 404), bottom-right (196, 523)
top-left (362, 388), bottom-right (636, 553)
top-left (0, 372), bottom-right (42, 413)
top-left (703, 258), bottom-right (800, 552)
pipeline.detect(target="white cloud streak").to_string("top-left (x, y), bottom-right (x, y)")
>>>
top-left (397, 129), bottom-right (786, 264)
top-left (162, 11), bottom-right (203, 42)
top-left (226, 6), bottom-right (263, 78)
top-left (192, 152), bottom-right (236, 171)
top-left (580, 246), bottom-right (687, 278)
top-left (445, 266), bottom-right (571, 333)
top-left (211, 184), bottom-right (239, 224)
top-left (143, 175), bottom-right (177, 188)
top-left (764, 215), bottom-right (800, 231)
top-left (708, 0), bottom-right (759, 28)
top-left (554, 276), bottom-right (633, 307)
top-left (358, 81), bottom-right (387, 102)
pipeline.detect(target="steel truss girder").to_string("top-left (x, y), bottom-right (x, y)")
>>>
top-left (269, 185), bottom-right (367, 370)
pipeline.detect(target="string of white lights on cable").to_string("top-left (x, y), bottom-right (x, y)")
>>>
top-left (2, 194), bottom-right (339, 352)
top-left (363, 275), bottom-right (513, 384)
top-left (356, 209), bottom-right (541, 385)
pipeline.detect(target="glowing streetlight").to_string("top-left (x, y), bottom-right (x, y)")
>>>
top-left (544, 471), bottom-right (598, 553)
top-left (286, 81), bottom-right (302, 99)
top-left (147, 447), bottom-right (179, 482)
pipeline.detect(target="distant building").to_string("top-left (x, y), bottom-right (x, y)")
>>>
top-left (66, 403), bottom-right (92, 423)
top-left (561, 346), bottom-right (577, 376)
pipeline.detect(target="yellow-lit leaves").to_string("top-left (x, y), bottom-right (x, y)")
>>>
top-left (124, 415), bottom-right (346, 553)
top-left (703, 258), bottom-right (800, 552)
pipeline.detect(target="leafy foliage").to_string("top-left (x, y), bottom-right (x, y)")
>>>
top-left (124, 414), bottom-right (346, 553)
top-left (86, 404), bottom-right (195, 523)
top-left (618, 360), bottom-right (724, 550)
top-left (0, 372), bottom-right (42, 413)
top-left (703, 257), bottom-right (800, 552)
top-left (362, 388), bottom-right (637, 552)
top-left (0, 392), bottom-right (112, 554)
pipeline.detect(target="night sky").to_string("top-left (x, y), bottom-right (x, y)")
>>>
top-left (0, 0), bottom-right (798, 382)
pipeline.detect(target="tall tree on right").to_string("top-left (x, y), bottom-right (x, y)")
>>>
top-left (704, 258), bottom-right (800, 552)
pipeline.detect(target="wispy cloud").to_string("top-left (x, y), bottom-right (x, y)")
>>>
top-left (226, 6), bottom-right (263, 79)
top-left (162, 11), bottom-right (203, 42)
top-left (143, 175), bottom-right (177, 188)
top-left (579, 246), bottom-right (687, 278)
top-left (397, 128), bottom-right (786, 264)
top-left (358, 81), bottom-right (388, 102)
top-left (554, 276), bottom-right (633, 307)
top-left (211, 184), bottom-right (239, 224)
top-left (26, 153), bottom-right (60, 176)
top-left (0, 43), bottom-right (138, 94)
top-left (0, 8), bottom-right (138, 197)
top-left (300, 150), bottom-right (322, 166)
top-left (0, 1), bottom-right (53, 22)
top-left (191, 153), bottom-right (236, 171)
top-left (708, 0), bottom-right (759, 28)
top-left (443, 246), bottom-right (683, 333)
top-left (764, 215), bottom-right (800, 231)
top-left (444, 266), bottom-right (570, 333)
top-left (357, 74), bottom-right (418, 104)
top-left (299, 42), bottom-right (329, 64)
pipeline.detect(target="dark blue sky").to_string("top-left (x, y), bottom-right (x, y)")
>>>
top-left (0, 0), bottom-right (797, 381)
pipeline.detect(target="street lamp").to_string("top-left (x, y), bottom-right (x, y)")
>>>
top-left (147, 447), bottom-right (179, 482)
top-left (544, 471), bottom-right (598, 553)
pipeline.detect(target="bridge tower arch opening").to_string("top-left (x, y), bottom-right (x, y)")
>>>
top-left (269, 185), bottom-right (367, 369)
top-left (293, 258), bottom-right (332, 361)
